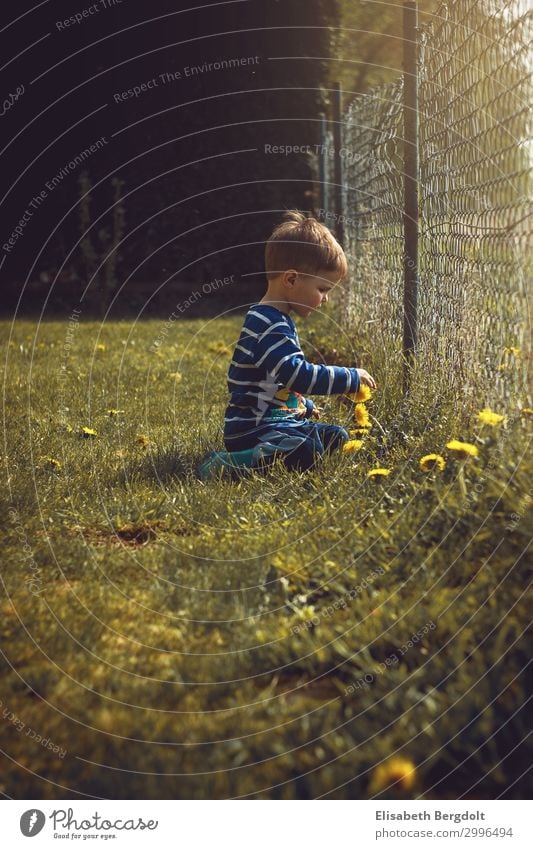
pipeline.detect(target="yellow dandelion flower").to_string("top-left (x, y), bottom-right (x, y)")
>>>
top-left (343, 439), bottom-right (363, 454)
top-left (295, 605), bottom-right (316, 622)
top-left (356, 383), bottom-right (372, 402)
top-left (96, 343), bottom-right (106, 351)
top-left (504, 346), bottom-right (520, 357)
top-left (355, 403), bottom-right (371, 428)
top-left (136, 434), bottom-right (149, 447)
top-left (168, 372), bottom-right (183, 381)
top-left (446, 439), bottom-right (478, 459)
top-left (367, 468), bottom-right (391, 478)
top-left (419, 454), bottom-right (446, 472)
top-left (208, 342), bottom-right (231, 355)
top-left (520, 408), bottom-right (533, 417)
top-left (107, 409), bottom-right (125, 417)
top-left (44, 457), bottom-right (62, 470)
top-left (477, 408), bottom-right (505, 427)
top-left (368, 757), bottom-right (417, 795)
top-left (346, 384), bottom-right (372, 402)
top-left (80, 427), bottom-right (97, 438)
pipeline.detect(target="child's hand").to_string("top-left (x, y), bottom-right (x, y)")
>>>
top-left (311, 406), bottom-right (323, 420)
top-left (356, 368), bottom-right (377, 390)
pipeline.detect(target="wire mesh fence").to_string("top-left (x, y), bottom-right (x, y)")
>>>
top-left (320, 0), bottom-right (531, 413)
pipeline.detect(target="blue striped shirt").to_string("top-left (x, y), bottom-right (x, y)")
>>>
top-left (224, 303), bottom-right (360, 444)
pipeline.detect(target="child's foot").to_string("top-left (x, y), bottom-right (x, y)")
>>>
top-left (197, 448), bottom-right (257, 481)
top-left (197, 451), bottom-right (231, 481)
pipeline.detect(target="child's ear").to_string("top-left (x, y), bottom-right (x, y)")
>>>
top-left (284, 269), bottom-right (298, 288)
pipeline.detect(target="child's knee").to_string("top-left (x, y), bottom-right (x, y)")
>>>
top-left (284, 437), bottom-right (322, 471)
top-left (322, 424), bottom-right (349, 452)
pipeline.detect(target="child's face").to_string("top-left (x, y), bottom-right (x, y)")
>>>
top-left (288, 269), bottom-right (341, 319)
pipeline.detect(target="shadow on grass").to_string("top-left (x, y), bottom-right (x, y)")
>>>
top-left (116, 439), bottom-right (201, 487)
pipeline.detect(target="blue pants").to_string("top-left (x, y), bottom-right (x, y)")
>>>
top-left (224, 421), bottom-right (349, 472)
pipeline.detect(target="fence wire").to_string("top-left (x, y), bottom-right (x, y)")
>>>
top-left (328, 0), bottom-right (531, 410)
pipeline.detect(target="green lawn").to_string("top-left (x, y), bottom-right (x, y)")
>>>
top-left (0, 313), bottom-right (530, 799)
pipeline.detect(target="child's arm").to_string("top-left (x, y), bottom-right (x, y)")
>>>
top-left (255, 325), bottom-right (364, 396)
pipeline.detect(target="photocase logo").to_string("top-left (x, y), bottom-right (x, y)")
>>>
top-left (20, 809), bottom-right (46, 837)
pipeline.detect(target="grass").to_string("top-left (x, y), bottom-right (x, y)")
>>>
top-left (0, 311), bottom-right (531, 800)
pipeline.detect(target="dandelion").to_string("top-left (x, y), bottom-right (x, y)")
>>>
top-left (355, 403), bottom-right (371, 428)
top-left (295, 605), bottom-right (316, 622)
top-left (368, 757), bottom-right (417, 795)
top-left (367, 468), bottom-right (391, 479)
top-left (107, 409), bottom-right (125, 417)
top-left (44, 457), bottom-right (62, 470)
top-left (346, 384), bottom-right (372, 402)
top-left (80, 427), bottom-right (97, 438)
top-left (477, 408), bottom-right (505, 427)
top-left (96, 343), bottom-right (106, 351)
top-left (168, 371), bottom-right (182, 381)
top-left (355, 384), bottom-right (372, 402)
top-left (419, 454), bottom-right (446, 473)
top-left (504, 346), bottom-right (520, 357)
top-left (208, 342), bottom-right (231, 355)
top-left (446, 439), bottom-right (478, 459)
top-left (136, 434), bottom-right (149, 447)
top-left (343, 439), bottom-right (363, 454)
top-left (520, 408), bottom-right (533, 417)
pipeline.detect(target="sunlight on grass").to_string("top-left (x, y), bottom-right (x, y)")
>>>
top-left (0, 317), bottom-right (531, 799)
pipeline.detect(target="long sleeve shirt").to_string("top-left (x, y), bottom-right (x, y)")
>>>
top-left (224, 303), bottom-right (360, 445)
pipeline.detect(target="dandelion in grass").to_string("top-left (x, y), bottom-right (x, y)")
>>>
top-left (343, 439), bottom-right (363, 454)
top-left (419, 454), bottom-right (446, 473)
top-left (208, 342), bottom-right (231, 355)
top-left (295, 605), bottom-right (316, 622)
top-left (346, 384), bottom-right (372, 403)
top-left (446, 439), bottom-right (478, 459)
top-left (355, 403), bottom-right (371, 428)
top-left (367, 468), bottom-right (391, 479)
top-left (96, 344), bottom-right (106, 351)
top-left (368, 757), bottom-right (417, 794)
top-left (477, 408), bottom-right (505, 427)
top-left (80, 427), bottom-right (97, 438)
top-left (136, 434), bottom-right (149, 447)
top-left (44, 457), bottom-right (62, 470)
top-left (168, 372), bottom-right (182, 381)
top-left (355, 383), bottom-right (372, 402)
top-left (503, 346), bottom-right (520, 357)
top-left (520, 408), bottom-right (533, 417)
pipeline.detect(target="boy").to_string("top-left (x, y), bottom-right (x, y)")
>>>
top-left (199, 210), bottom-right (376, 478)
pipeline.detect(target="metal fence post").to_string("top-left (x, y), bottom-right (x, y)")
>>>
top-left (333, 82), bottom-right (344, 247)
top-left (318, 112), bottom-right (327, 213)
top-left (402, 1), bottom-right (419, 394)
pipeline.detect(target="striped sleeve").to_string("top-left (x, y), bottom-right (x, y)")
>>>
top-left (255, 323), bottom-right (360, 396)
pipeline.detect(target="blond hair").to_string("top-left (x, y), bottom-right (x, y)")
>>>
top-left (265, 210), bottom-right (348, 281)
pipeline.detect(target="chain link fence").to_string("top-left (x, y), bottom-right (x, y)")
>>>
top-left (320, 0), bottom-right (531, 413)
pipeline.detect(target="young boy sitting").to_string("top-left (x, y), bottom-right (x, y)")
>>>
top-left (198, 210), bottom-right (376, 478)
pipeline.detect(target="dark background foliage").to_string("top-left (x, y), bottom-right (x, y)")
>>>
top-left (2, 0), bottom-right (340, 316)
